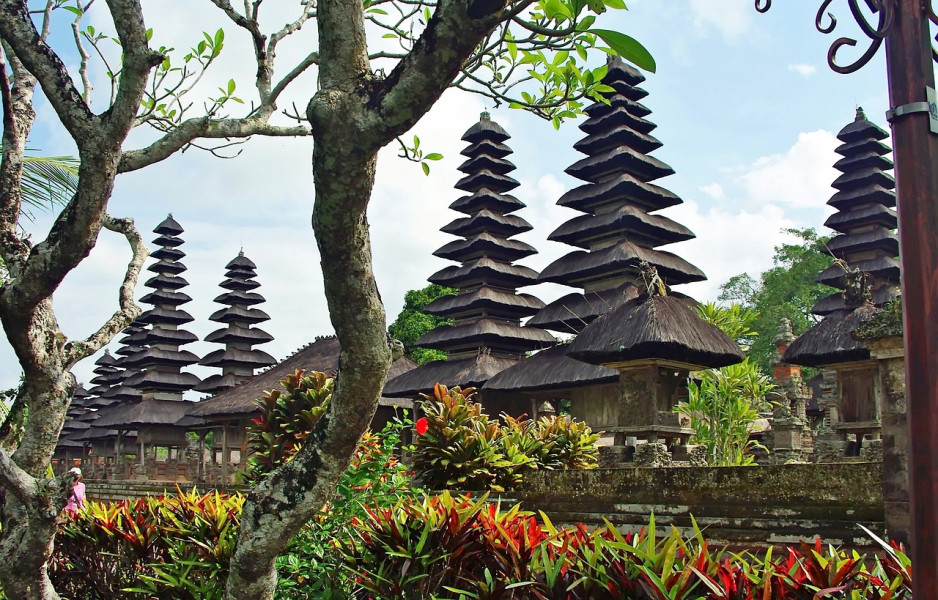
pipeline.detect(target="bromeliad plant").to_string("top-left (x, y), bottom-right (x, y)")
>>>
top-left (245, 369), bottom-right (334, 483)
top-left (412, 384), bottom-right (600, 492)
top-left (340, 496), bottom-right (914, 600)
top-left (49, 489), bottom-right (244, 600)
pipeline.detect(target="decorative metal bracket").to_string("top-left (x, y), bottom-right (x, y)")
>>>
top-left (755, 0), bottom-right (937, 74)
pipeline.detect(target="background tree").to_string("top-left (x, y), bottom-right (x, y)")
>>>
top-left (388, 284), bottom-right (456, 364)
top-left (718, 227), bottom-right (836, 373)
top-left (0, 0), bottom-right (648, 598)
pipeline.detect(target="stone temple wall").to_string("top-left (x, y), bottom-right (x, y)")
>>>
top-left (511, 462), bottom-right (884, 552)
top-left (89, 462), bottom-right (885, 552)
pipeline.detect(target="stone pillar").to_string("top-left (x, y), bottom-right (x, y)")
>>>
top-left (854, 303), bottom-right (908, 546)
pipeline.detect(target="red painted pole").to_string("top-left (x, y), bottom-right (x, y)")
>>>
top-left (884, 1), bottom-right (938, 592)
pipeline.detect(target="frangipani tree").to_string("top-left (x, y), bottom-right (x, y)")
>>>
top-left (0, 0), bottom-right (649, 598)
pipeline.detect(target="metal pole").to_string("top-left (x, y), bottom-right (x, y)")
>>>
top-left (884, 1), bottom-right (938, 591)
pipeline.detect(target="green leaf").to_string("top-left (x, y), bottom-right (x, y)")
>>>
top-left (227, 79), bottom-right (236, 95)
top-left (421, 162), bottom-right (430, 176)
top-left (589, 28), bottom-right (656, 73)
top-left (424, 153), bottom-right (443, 161)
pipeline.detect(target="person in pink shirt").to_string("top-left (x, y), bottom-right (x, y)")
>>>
top-left (63, 467), bottom-right (85, 516)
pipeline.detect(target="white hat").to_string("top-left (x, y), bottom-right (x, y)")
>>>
top-left (68, 467), bottom-right (82, 477)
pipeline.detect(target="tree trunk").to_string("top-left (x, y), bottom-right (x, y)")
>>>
top-left (0, 301), bottom-right (75, 600)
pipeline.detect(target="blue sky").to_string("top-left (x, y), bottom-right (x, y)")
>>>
top-left (4, 0), bottom-right (910, 391)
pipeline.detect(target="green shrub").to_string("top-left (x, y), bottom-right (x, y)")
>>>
top-left (245, 369), bottom-right (333, 483)
top-left (275, 416), bottom-right (422, 599)
top-left (676, 358), bottom-right (774, 466)
top-left (413, 384), bottom-right (599, 492)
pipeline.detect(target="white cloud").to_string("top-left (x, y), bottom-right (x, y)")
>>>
top-left (787, 63), bottom-right (817, 77)
top-left (698, 182), bottom-right (725, 200)
top-left (665, 201), bottom-right (797, 302)
top-left (689, 0), bottom-right (753, 41)
top-left (737, 129), bottom-right (839, 209)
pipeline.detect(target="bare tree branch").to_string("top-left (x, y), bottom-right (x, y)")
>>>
top-left (63, 214), bottom-right (147, 365)
top-left (103, 0), bottom-right (164, 138)
top-left (118, 116), bottom-right (310, 173)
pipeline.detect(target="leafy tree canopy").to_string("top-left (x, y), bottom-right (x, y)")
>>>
top-left (388, 284), bottom-right (456, 364)
top-left (718, 227), bottom-right (836, 373)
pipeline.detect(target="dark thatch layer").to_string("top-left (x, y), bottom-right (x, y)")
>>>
top-left (527, 283), bottom-right (640, 334)
top-left (449, 189), bottom-right (525, 216)
top-left (565, 146), bottom-right (674, 184)
top-left (568, 294), bottom-right (744, 369)
top-left (558, 173), bottom-right (680, 214)
top-left (483, 344), bottom-right (619, 392)
top-left (94, 398), bottom-right (196, 428)
top-left (440, 210), bottom-right (532, 238)
top-left (782, 304), bottom-right (879, 367)
top-left (434, 233), bottom-right (537, 262)
top-left (538, 241), bottom-right (706, 287)
top-left (824, 203), bottom-right (897, 231)
top-left (187, 336), bottom-right (416, 418)
top-left (429, 257), bottom-right (539, 289)
top-left (383, 353), bottom-right (518, 397)
top-left (548, 204), bottom-right (694, 249)
top-left (123, 370), bottom-right (201, 391)
top-left (415, 318), bottom-right (556, 352)
top-left (828, 185), bottom-right (896, 211)
top-left (423, 286), bottom-right (544, 319)
top-left (573, 124), bottom-right (662, 156)
top-left (816, 256), bottom-right (901, 288)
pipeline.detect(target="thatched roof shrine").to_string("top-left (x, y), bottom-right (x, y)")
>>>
top-left (782, 304), bottom-right (879, 368)
top-left (567, 294), bottom-right (744, 369)
top-left (188, 335), bottom-right (416, 419)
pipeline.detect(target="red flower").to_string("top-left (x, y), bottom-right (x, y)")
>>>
top-left (415, 417), bottom-right (429, 435)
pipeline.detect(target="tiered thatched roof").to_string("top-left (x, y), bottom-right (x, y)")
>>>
top-left (529, 58), bottom-right (703, 335)
top-left (784, 110), bottom-right (901, 368)
top-left (122, 215), bottom-right (201, 394)
top-left (196, 251), bottom-right (277, 394)
top-left (813, 107), bottom-right (900, 316)
top-left (386, 112), bottom-right (553, 396)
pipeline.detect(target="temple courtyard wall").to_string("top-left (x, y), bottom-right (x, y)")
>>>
top-left (85, 461), bottom-right (884, 552)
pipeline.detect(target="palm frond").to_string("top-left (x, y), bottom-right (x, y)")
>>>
top-left (19, 153), bottom-right (79, 220)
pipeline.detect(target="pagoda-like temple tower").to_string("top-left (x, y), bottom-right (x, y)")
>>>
top-left (86, 351), bottom-right (121, 406)
top-left (813, 107), bottom-right (900, 315)
top-left (528, 58), bottom-right (703, 334)
top-left (122, 215), bottom-right (202, 397)
top-left (94, 215), bottom-right (200, 480)
top-left (784, 109), bottom-right (902, 462)
top-left (489, 59), bottom-right (726, 444)
top-left (384, 112), bottom-right (554, 402)
top-left (100, 319), bottom-right (146, 404)
top-left (196, 251), bottom-right (276, 394)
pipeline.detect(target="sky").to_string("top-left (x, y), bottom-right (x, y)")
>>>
top-left (2, 0), bottom-right (909, 392)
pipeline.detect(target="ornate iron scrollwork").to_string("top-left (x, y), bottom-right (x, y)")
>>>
top-left (754, 0), bottom-right (938, 74)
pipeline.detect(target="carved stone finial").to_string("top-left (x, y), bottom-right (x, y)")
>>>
top-left (855, 106), bottom-right (866, 121)
top-left (774, 318), bottom-right (795, 346)
top-left (480, 111), bottom-right (490, 121)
